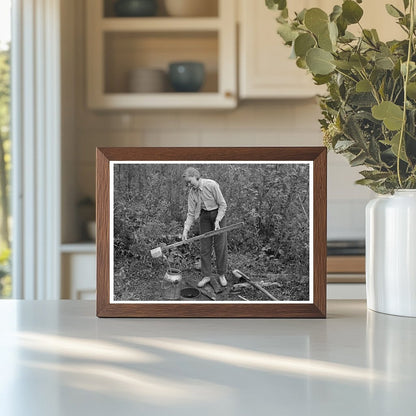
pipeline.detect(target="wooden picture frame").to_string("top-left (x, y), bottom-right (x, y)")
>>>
top-left (96, 147), bottom-right (327, 318)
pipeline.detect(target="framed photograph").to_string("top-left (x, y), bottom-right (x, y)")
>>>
top-left (96, 147), bottom-right (326, 318)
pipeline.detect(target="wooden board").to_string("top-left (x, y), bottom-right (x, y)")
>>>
top-left (327, 256), bottom-right (365, 274)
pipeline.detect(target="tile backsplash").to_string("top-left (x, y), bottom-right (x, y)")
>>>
top-left (74, 100), bottom-right (374, 241)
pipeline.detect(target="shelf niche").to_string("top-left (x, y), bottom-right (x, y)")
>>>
top-left (104, 31), bottom-right (219, 94)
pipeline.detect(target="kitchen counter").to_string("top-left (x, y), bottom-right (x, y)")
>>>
top-left (0, 300), bottom-right (415, 415)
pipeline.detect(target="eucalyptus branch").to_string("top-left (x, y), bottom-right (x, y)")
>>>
top-left (359, 22), bottom-right (378, 49)
top-left (393, 85), bottom-right (404, 103)
top-left (390, 79), bottom-right (398, 101)
top-left (397, 0), bottom-right (415, 188)
top-left (398, 24), bottom-right (410, 35)
top-left (359, 69), bottom-right (381, 104)
top-left (337, 45), bottom-right (350, 53)
top-left (355, 37), bottom-right (363, 54)
top-left (267, 0), bottom-right (416, 193)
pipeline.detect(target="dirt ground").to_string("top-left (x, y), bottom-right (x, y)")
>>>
top-left (113, 254), bottom-right (309, 302)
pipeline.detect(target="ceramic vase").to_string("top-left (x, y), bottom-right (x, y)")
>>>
top-left (366, 190), bottom-right (416, 317)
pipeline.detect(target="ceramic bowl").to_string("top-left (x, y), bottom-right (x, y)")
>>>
top-left (114, 0), bottom-right (158, 17)
top-left (168, 61), bottom-right (205, 92)
top-left (128, 68), bottom-right (167, 93)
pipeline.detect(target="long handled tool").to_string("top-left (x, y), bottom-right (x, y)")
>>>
top-left (150, 222), bottom-right (244, 258)
top-left (232, 269), bottom-right (279, 301)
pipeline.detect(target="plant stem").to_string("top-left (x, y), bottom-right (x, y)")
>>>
top-left (390, 79), bottom-right (398, 101)
top-left (334, 68), bottom-right (358, 84)
top-left (358, 69), bottom-right (381, 104)
top-left (397, 0), bottom-right (415, 188)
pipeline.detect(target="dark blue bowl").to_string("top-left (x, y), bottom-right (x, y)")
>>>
top-left (114, 0), bottom-right (157, 17)
top-left (168, 62), bottom-right (205, 93)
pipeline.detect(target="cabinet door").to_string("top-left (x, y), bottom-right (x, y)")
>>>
top-left (62, 253), bottom-right (96, 300)
top-left (239, 0), bottom-right (326, 99)
top-left (239, 0), bottom-right (404, 99)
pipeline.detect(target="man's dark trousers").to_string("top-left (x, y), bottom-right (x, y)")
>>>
top-left (199, 209), bottom-right (227, 278)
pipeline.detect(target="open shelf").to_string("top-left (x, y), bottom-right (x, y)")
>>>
top-left (90, 92), bottom-right (234, 109)
top-left (87, 0), bottom-right (236, 109)
top-left (104, 31), bottom-right (218, 94)
top-left (61, 243), bottom-right (96, 254)
top-left (101, 17), bottom-right (221, 31)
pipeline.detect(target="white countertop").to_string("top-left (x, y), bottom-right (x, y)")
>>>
top-left (0, 300), bottom-right (415, 415)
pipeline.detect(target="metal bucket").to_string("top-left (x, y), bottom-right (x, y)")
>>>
top-left (161, 268), bottom-right (182, 300)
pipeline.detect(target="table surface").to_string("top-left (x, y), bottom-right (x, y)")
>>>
top-left (0, 300), bottom-right (415, 416)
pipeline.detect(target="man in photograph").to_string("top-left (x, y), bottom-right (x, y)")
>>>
top-left (182, 167), bottom-right (228, 288)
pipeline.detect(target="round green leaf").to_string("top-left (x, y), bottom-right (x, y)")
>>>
top-left (330, 5), bottom-right (342, 22)
top-left (277, 23), bottom-right (298, 43)
top-left (296, 57), bottom-right (308, 69)
top-left (306, 48), bottom-right (335, 75)
top-left (318, 28), bottom-right (334, 52)
top-left (266, 0), bottom-right (287, 11)
top-left (371, 101), bottom-right (404, 131)
top-left (342, 0), bottom-right (363, 24)
top-left (333, 60), bottom-right (353, 70)
top-left (339, 31), bottom-right (356, 43)
top-left (313, 74), bottom-right (332, 85)
top-left (304, 8), bottom-right (328, 35)
top-left (336, 15), bottom-right (348, 36)
top-left (328, 21), bottom-right (338, 43)
top-left (294, 33), bottom-right (316, 58)
top-left (296, 8), bottom-right (307, 23)
top-left (385, 4), bottom-right (403, 18)
top-left (356, 79), bottom-right (372, 92)
top-left (375, 56), bottom-right (395, 70)
top-left (388, 132), bottom-right (408, 162)
top-left (407, 82), bottom-right (416, 99)
top-left (371, 29), bottom-right (380, 42)
top-left (401, 61), bottom-right (416, 76)
top-left (350, 54), bottom-right (368, 70)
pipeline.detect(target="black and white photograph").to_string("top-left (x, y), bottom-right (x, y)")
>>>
top-left (110, 161), bottom-right (312, 303)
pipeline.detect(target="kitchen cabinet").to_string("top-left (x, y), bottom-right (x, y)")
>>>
top-left (238, 0), bottom-right (326, 99)
top-left (327, 255), bottom-right (366, 300)
top-left (61, 245), bottom-right (96, 300)
top-left (86, 0), bottom-right (237, 109)
top-left (238, 0), bottom-right (404, 99)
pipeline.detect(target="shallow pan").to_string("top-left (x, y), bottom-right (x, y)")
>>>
top-left (180, 287), bottom-right (200, 299)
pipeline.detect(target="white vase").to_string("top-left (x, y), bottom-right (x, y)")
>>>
top-left (366, 190), bottom-right (416, 317)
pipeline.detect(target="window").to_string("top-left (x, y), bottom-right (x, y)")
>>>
top-left (0, 0), bottom-right (11, 298)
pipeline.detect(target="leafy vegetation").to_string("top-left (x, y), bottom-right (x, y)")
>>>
top-left (113, 163), bottom-right (310, 301)
top-left (267, 0), bottom-right (416, 193)
top-left (0, 43), bottom-right (11, 298)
